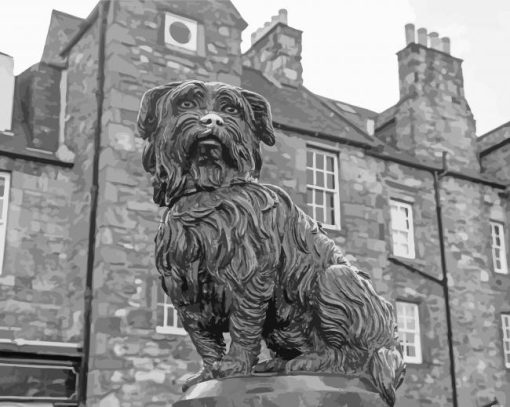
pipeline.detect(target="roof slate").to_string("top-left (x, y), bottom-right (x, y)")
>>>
top-left (241, 68), bottom-right (376, 147)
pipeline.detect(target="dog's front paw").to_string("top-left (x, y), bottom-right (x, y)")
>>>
top-left (182, 366), bottom-right (214, 392)
top-left (211, 343), bottom-right (256, 378)
top-left (211, 355), bottom-right (252, 378)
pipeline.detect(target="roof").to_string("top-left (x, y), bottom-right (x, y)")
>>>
top-left (41, 9), bottom-right (84, 67)
top-left (241, 68), bottom-right (376, 147)
top-left (313, 94), bottom-right (377, 133)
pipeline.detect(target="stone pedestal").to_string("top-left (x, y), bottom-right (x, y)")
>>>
top-left (173, 374), bottom-right (388, 407)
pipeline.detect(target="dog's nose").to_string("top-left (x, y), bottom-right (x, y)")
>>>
top-left (200, 113), bottom-right (224, 127)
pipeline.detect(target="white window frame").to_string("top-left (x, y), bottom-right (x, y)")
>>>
top-left (156, 288), bottom-right (186, 335)
top-left (491, 221), bottom-right (508, 274)
top-left (502, 314), bottom-right (510, 368)
top-left (0, 172), bottom-right (10, 275)
top-left (390, 199), bottom-right (415, 259)
top-left (396, 301), bottom-right (422, 364)
top-left (306, 147), bottom-right (341, 229)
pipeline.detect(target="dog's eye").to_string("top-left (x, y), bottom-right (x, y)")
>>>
top-left (179, 100), bottom-right (196, 109)
top-left (222, 105), bottom-right (239, 114)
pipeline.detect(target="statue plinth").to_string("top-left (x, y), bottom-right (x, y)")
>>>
top-left (173, 374), bottom-right (388, 407)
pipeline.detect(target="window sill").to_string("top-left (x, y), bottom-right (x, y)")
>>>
top-left (156, 326), bottom-right (187, 336)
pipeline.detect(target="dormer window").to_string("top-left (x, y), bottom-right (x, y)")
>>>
top-left (164, 12), bottom-right (198, 52)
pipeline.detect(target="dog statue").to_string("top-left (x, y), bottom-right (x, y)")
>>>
top-left (137, 80), bottom-right (405, 406)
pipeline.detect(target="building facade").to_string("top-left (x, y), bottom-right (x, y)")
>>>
top-left (0, 1), bottom-right (509, 406)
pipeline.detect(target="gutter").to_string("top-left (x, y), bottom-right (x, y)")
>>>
top-left (272, 121), bottom-right (373, 150)
top-left (78, 1), bottom-right (109, 405)
top-left (478, 137), bottom-right (510, 158)
top-left (0, 149), bottom-right (73, 168)
top-left (367, 149), bottom-right (507, 189)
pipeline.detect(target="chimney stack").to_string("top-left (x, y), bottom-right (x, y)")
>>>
top-left (0, 52), bottom-right (15, 132)
top-left (244, 9), bottom-right (303, 88)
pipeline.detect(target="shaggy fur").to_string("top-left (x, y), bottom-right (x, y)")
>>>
top-left (137, 80), bottom-right (405, 405)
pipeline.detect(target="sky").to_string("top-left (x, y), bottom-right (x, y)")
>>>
top-left (0, 0), bottom-right (509, 135)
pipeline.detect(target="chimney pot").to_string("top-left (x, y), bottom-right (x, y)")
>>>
top-left (429, 32), bottom-right (440, 50)
top-left (279, 8), bottom-right (288, 23)
top-left (441, 37), bottom-right (451, 54)
top-left (405, 23), bottom-right (415, 45)
top-left (417, 27), bottom-right (428, 46)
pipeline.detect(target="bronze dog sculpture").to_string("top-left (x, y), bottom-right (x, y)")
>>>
top-left (137, 80), bottom-right (405, 405)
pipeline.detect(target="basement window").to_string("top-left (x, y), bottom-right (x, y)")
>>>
top-left (396, 301), bottom-right (422, 364)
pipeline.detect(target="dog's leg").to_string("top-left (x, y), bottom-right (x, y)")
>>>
top-left (177, 307), bottom-right (226, 391)
top-left (212, 272), bottom-right (273, 378)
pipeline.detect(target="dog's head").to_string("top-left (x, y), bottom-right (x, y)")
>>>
top-left (137, 80), bottom-right (275, 206)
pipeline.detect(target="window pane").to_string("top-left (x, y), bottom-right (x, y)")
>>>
top-left (327, 208), bottom-right (335, 226)
top-left (327, 173), bottom-right (335, 189)
top-left (0, 200), bottom-right (3, 219)
top-left (307, 169), bottom-right (313, 185)
top-left (326, 156), bottom-right (334, 172)
top-left (407, 345), bottom-right (416, 357)
top-left (316, 153), bottom-right (324, 169)
top-left (316, 191), bottom-right (324, 205)
top-left (0, 178), bottom-right (4, 196)
top-left (316, 207), bottom-right (324, 222)
top-left (166, 306), bottom-right (175, 327)
top-left (316, 172), bottom-right (324, 187)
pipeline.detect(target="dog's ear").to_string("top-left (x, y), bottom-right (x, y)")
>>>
top-left (137, 82), bottom-right (181, 141)
top-left (241, 89), bottom-right (275, 146)
top-left (137, 82), bottom-right (182, 174)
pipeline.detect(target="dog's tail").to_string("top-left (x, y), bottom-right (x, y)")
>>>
top-left (367, 342), bottom-right (406, 407)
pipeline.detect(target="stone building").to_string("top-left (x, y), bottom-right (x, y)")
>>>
top-left (0, 1), bottom-right (509, 406)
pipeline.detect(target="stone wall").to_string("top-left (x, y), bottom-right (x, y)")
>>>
top-left (478, 123), bottom-right (510, 183)
top-left (0, 157), bottom-right (81, 344)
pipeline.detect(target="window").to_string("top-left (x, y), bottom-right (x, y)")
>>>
top-left (0, 172), bottom-right (10, 275)
top-left (164, 12), bottom-right (198, 52)
top-left (491, 221), bottom-right (508, 274)
top-left (390, 199), bottom-right (415, 259)
top-left (396, 301), bottom-right (422, 364)
top-left (306, 147), bottom-right (341, 229)
top-left (156, 287), bottom-right (186, 335)
top-left (502, 314), bottom-right (510, 368)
